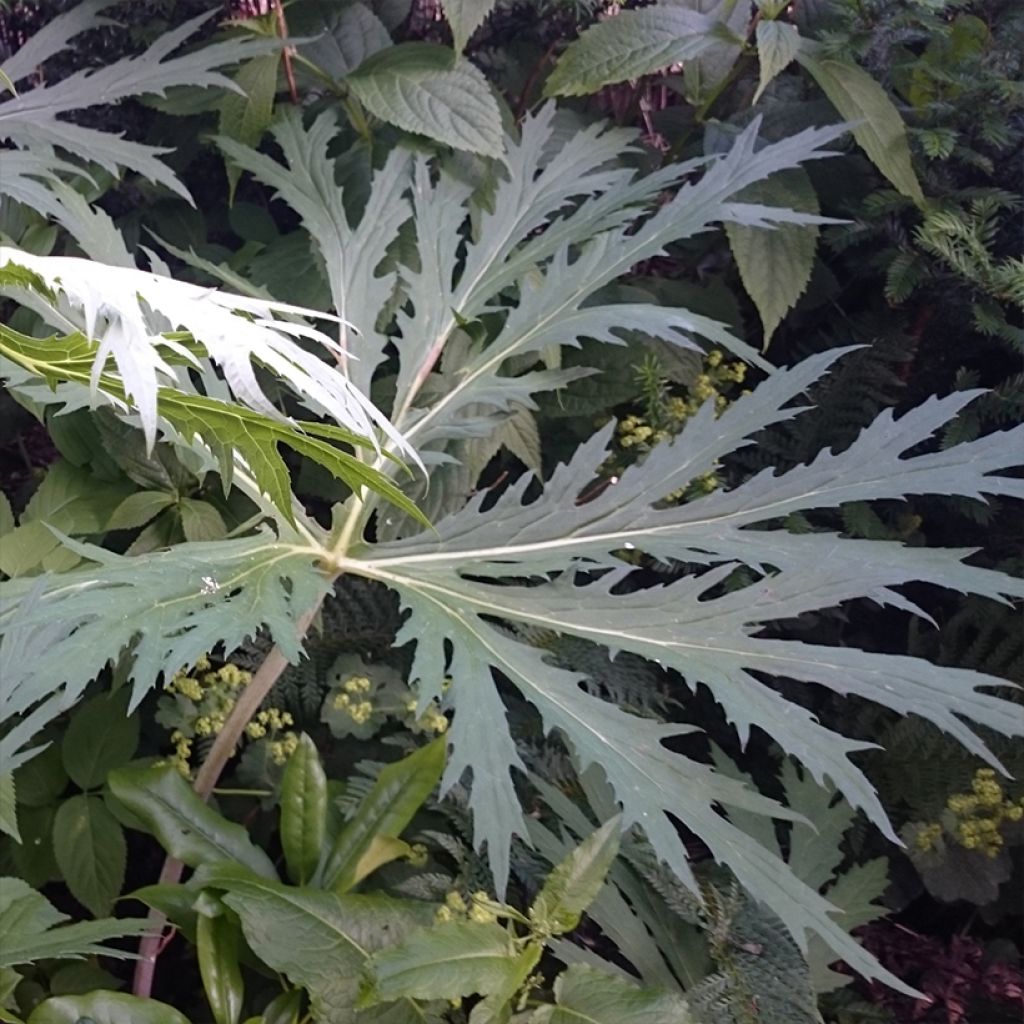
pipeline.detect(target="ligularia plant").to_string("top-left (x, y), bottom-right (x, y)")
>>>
top-left (2, 104), bottom-right (1022, 996)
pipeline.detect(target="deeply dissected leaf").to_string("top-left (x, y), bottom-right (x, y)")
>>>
top-left (347, 42), bottom-right (504, 157)
top-left (203, 865), bottom-right (435, 1023)
top-left (530, 965), bottom-right (694, 1024)
top-left (52, 796), bottom-right (126, 918)
top-left (362, 920), bottom-right (519, 1003)
top-left (321, 737), bottom-right (445, 892)
top-left (346, 350), bottom-right (1023, 992)
top-left (108, 763), bottom-right (277, 878)
top-left (796, 42), bottom-right (924, 203)
top-left (218, 109), bottom-right (413, 396)
top-left (0, 534), bottom-right (329, 754)
top-left (0, 9), bottom-right (282, 201)
top-left (0, 876), bottom-right (148, 969)
top-left (545, 5), bottom-right (727, 97)
top-left (725, 168), bottom-right (820, 345)
top-left (0, 249), bottom-right (413, 458)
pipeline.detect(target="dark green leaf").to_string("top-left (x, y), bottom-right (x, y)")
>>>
top-left (363, 920), bottom-right (519, 1003)
top-left (106, 491), bottom-right (176, 531)
top-left (62, 692), bottom-right (139, 790)
top-left (108, 763), bottom-right (277, 878)
top-left (219, 55), bottom-right (280, 202)
top-left (26, 992), bottom-right (191, 1024)
top-left (545, 7), bottom-right (724, 97)
top-left (280, 734), bottom-right (328, 885)
top-left (203, 864), bottom-right (434, 1023)
top-left (347, 43), bottom-right (503, 157)
top-left (52, 795), bottom-right (126, 918)
top-left (320, 738), bottom-right (445, 893)
top-left (724, 168), bottom-right (820, 346)
top-left (179, 499), bottom-right (228, 542)
top-left (530, 965), bottom-right (694, 1023)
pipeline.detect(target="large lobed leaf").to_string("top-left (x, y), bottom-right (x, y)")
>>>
top-left (0, 5), bottom-right (283, 201)
top-left (0, 535), bottom-right (328, 770)
top-left (343, 350), bottom-right (1023, 990)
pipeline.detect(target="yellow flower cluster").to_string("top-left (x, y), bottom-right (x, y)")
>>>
top-left (916, 768), bottom-right (1023, 858)
top-left (434, 890), bottom-right (499, 925)
top-left (268, 731), bottom-right (300, 766)
top-left (333, 690), bottom-right (375, 725)
top-left (245, 707), bottom-right (294, 739)
top-left (609, 350), bottom-right (749, 496)
top-left (948, 768), bottom-right (1023, 857)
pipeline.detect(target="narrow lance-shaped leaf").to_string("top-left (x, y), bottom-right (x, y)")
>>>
top-left (280, 734), bottom-right (328, 885)
top-left (796, 40), bottom-right (924, 203)
top-left (108, 763), bottom-right (278, 878)
top-left (320, 737), bottom-right (446, 892)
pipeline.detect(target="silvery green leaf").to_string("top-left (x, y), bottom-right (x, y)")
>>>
top-left (0, 247), bottom-right (413, 458)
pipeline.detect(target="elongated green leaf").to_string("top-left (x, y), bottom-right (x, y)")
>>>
top-left (219, 55), bottom-right (280, 202)
top-left (197, 910), bottom-right (244, 1024)
top-left (0, 772), bottom-right (17, 842)
top-left (545, 6), bottom-right (725, 97)
top-left (754, 19), bottom-right (800, 103)
top-left (531, 965), bottom-right (694, 1024)
top-left (442, 0), bottom-right (497, 52)
top-left (27, 992), bottom-right (191, 1024)
top-left (347, 42), bottom-right (503, 157)
top-left (280, 734), bottom-right (328, 885)
top-left (363, 920), bottom-right (519, 1003)
top-left (53, 796), bottom-right (126, 918)
top-left (796, 43), bottom-right (924, 202)
top-left (108, 763), bottom-right (277, 878)
top-left (321, 737), bottom-right (445, 892)
top-left (725, 168), bottom-right (820, 345)
top-left (530, 817), bottom-right (621, 936)
top-left (203, 864), bottom-right (435, 1024)
top-left (62, 692), bottom-right (139, 790)
top-left (0, 877), bottom-right (148, 969)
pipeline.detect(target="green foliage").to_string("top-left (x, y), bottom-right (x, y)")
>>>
top-left (2, 3), bottom-right (1023, 1021)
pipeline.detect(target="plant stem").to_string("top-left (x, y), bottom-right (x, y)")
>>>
top-left (132, 600), bottom-right (325, 999)
top-left (272, 0), bottom-right (299, 105)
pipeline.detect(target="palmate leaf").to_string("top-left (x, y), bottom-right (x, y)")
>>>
top-left (0, 248), bottom-right (414, 459)
top-left (0, 534), bottom-right (328, 767)
top-left (341, 351), bottom-right (1024, 991)
top-left (0, 6), bottom-right (282, 201)
top-left (0, 326), bottom-right (427, 528)
top-left (385, 110), bottom-right (845, 458)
